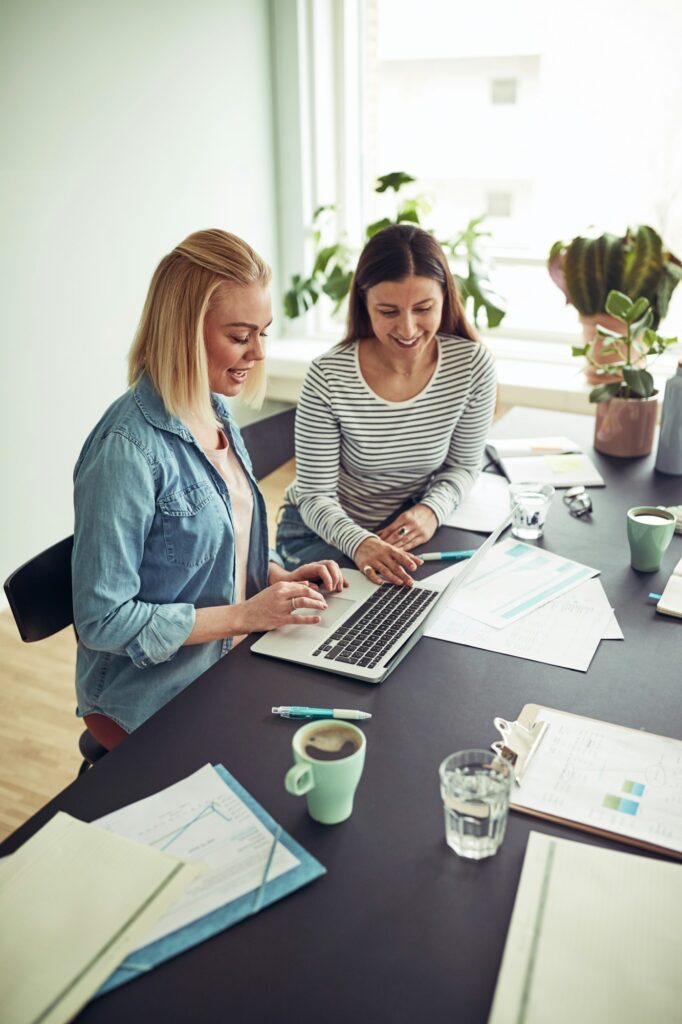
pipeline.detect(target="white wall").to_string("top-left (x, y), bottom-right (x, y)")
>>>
top-left (0, 0), bottom-right (279, 590)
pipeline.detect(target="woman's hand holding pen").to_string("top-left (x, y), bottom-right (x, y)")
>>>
top-left (353, 536), bottom-right (422, 587)
top-left (377, 503), bottom-right (438, 551)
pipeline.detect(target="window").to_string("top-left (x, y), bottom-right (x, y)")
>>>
top-left (273, 0), bottom-right (682, 355)
top-left (363, 0), bottom-right (682, 342)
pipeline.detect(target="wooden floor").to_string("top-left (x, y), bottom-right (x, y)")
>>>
top-left (0, 459), bottom-right (296, 842)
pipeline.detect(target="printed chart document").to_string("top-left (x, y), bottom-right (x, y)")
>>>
top-left (488, 831), bottom-right (682, 1024)
top-left (426, 576), bottom-right (615, 671)
top-left (486, 436), bottom-right (605, 488)
top-left (444, 472), bottom-right (510, 534)
top-left (95, 763), bottom-right (325, 993)
top-left (513, 708), bottom-right (682, 855)
top-left (0, 812), bottom-right (200, 1024)
top-left (432, 537), bottom-right (599, 630)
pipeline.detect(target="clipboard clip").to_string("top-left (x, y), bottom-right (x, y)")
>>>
top-left (491, 717), bottom-right (548, 784)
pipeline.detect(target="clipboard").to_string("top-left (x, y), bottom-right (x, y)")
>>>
top-left (504, 704), bottom-right (682, 860)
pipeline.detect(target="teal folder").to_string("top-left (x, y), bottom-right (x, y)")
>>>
top-left (98, 764), bottom-right (325, 994)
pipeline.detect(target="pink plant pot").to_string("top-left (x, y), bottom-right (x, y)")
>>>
top-left (593, 395), bottom-right (658, 457)
top-left (580, 315), bottom-right (647, 385)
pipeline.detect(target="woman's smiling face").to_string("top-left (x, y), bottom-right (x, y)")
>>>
top-left (203, 283), bottom-right (271, 396)
top-left (365, 275), bottom-right (443, 359)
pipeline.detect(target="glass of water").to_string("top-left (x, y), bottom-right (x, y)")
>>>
top-left (509, 482), bottom-right (555, 540)
top-left (439, 749), bottom-right (513, 860)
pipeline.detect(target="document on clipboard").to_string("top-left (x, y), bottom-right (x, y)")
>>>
top-left (506, 705), bottom-right (682, 859)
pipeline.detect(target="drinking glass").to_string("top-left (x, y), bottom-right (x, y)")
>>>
top-left (438, 749), bottom-right (513, 860)
top-left (509, 482), bottom-right (555, 540)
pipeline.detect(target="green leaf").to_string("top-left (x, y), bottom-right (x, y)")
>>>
top-left (321, 264), bottom-right (353, 303)
top-left (630, 308), bottom-right (653, 336)
top-left (605, 289), bottom-right (632, 319)
top-left (571, 345), bottom-right (589, 357)
top-left (365, 217), bottom-right (393, 239)
top-left (375, 171), bottom-right (416, 193)
top-left (312, 245), bottom-right (340, 276)
top-left (628, 296), bottom-right (650, 323)
top-left (595, 325), bottom-right (624, 339)
top-left (589, 382), bottom-right (622, 403)
top-left (622, 367), bottom-right (655, 398)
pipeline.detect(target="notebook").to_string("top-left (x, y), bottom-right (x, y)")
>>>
top-left (656, 555), bottom-right (682, 619)
top-left (251, 514), bottom-right (511, 683)
top-left (486, 436), bottom-right (605, 488)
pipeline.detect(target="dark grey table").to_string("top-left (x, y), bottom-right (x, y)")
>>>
top-left (3, 408), bottom-right (681, 1024)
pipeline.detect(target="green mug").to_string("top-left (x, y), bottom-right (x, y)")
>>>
top-left (284, 720), bottom-right (366, 824)
top-left (626, 506), bottom-right (676, 572)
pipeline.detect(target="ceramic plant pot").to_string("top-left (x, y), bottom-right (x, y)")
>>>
top-left (593, 395), bottom-right (658, 457)
top-left (579, 315), bottom-right (647, 385)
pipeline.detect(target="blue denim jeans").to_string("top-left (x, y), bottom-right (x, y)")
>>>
top-left (275, 504), bottom-right (355, 570)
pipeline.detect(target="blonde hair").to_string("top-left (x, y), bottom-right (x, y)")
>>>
top-left (128, 229), bottom-right (271, 422)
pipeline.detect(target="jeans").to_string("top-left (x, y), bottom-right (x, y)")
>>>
top-left (275, 504), bottom-right (355, 570)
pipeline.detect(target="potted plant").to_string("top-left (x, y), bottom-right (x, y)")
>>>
top-left (548, 226), bottom-right (682, 383)
top-left (573, 289), bottom-right (678, 457)
top-left (284, 171), bottom-right (506, 329)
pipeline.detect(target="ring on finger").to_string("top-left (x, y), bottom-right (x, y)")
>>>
top-left (398, 526), bottom-right (409, 537)
top-left (362, 565), bottom-right (373, 576)
top-left (291, 597), bottom-right (297, 611)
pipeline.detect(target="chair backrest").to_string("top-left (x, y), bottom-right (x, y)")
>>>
top-left (4, 535), bottom-right (74, 642)
top-left (239, 406), bottom-right (296, 481)
top-left (4, 408), bottom-right (295, 643)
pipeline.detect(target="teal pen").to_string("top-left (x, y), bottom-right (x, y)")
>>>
top-left (272, 706), bottom-right (371, 721)
top-left (420, 549), bottom-right (475, 562)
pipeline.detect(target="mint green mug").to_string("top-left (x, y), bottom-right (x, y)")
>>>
top-left (626, 506), bottom-right (676, 572)
top-left (285, 720), bottom-right (366, 824)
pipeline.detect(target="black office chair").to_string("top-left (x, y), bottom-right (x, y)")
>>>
top-left (3, 407), bottom-right (296, 776)
top-left (3, 535), bottom-right (108, 775)
top-left (239, 405), bottom-right (296, 480)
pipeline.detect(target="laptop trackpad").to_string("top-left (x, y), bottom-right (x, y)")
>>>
top-left (267, 592), bottom-right (355, 649)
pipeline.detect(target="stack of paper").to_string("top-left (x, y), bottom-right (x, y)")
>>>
top-left (0, 812), bottom-right (200, 1024)
top-left (489, 832), bottom-right (682, 1023)
top-left (425, 540), bottom-right (621, 671)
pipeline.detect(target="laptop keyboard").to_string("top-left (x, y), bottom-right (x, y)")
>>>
top-left (312, 584), bottom-right (438, 669)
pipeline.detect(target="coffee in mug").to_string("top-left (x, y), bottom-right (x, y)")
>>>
top-left (303, 723), bottom-right (362, 762)
top-left (285, 719), bottom-right (366, 824)
top-left (626, 505), bottom-right (676, 572)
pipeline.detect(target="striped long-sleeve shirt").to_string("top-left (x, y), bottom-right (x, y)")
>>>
top-left (284, 335), bottom-right (497, 559)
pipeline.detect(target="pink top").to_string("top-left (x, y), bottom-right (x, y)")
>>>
top-left (203, 431), bottom-right (254, 646)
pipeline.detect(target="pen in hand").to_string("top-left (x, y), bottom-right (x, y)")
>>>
top-left (272, 706), bottom-right (372, 721)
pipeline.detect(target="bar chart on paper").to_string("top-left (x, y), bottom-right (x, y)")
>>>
top-left (513, 708), bottom-right (682, 855)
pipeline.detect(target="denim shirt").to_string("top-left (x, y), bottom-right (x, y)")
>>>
top-left (72, 374), bottom-right (271, 732)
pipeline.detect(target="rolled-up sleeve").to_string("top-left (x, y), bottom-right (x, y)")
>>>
top-left (72, 431), bottom-right (196, 667)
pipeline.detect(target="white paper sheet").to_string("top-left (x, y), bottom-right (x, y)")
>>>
top-left (513, 709), bottom-right (682, 854)
top-left (436, 537), bottom-right (599, 629)
top-left (95, 764), bottom-right (300, 947)
top-left (443, 472), bottom-right (510, 533)
top-left (425, 577), bottom-right (614, 671)
top-left (489, 832), bottom-right (682, 1024)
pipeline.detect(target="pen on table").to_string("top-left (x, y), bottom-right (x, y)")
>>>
top-left (420, 549), bottom-right (475, 562)
top-left (648, 593), bottom-right (662, 601)
top-left (272, 706), bottom-right (372, 721)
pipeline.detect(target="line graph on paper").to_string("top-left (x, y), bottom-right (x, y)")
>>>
top-left (512, 710), bottom-right (682, 853)
top-left (94, 765), bottom-right (300, 947)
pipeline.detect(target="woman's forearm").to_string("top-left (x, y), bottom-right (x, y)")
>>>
top-left (184, 604), bottom-right (247, 645)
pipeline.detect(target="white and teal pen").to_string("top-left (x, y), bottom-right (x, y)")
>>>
top-left (420, 549), bottom-right (475, 562)
top-left (272, 706), bottom-right (372, 721)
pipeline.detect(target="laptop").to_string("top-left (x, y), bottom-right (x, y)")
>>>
top-left (251, 514), bottom-right (511, 683)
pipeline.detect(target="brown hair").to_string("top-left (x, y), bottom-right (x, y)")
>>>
top-left (343, 224), bottom-right (476, 343)
top-left (128, 229), bottom-right (271, 421)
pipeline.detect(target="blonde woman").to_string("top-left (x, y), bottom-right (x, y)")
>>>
top-left (72, 229), bottom-right (343, 747)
